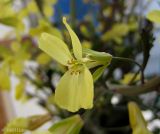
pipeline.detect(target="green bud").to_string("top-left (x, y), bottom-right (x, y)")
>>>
top-left (83, 48), bottom-right (112, 64)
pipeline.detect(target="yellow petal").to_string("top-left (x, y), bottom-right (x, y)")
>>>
top-left (55, 66), bottom-right (93, 112)
top-left (78, 66), bottom-right (94, 109)
top-left (132, 125), bottom-right (153, 134)
top-left (128, 102), bottom-right (153, 134)
top-left (128, 102), bottom-right (147, 129)
top-left (38, 33), bottom-right (73, 66)
top-left (63, 17), bottom-right (82, 60)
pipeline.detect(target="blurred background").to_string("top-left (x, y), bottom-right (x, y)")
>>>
top-left (0, 0), bottom-right (160, 134)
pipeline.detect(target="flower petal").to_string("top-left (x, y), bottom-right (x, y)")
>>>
top-left (38, 33), bottom-right (73, 66)
top-left (128, 102), bottom-right (153, 134)
top-left (128, 102), bottom-right (147, 129)
top-left (63, 17), bottom-right (82, 60)
top-left (78, 66), bottom-right (94, 109)
top-left (55, 66), bottom-right (93, 112)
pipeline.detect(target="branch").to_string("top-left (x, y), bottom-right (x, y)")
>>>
top-left (108, 76), bottom-right (160, 96)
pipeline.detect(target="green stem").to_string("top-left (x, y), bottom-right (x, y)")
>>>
top-left (128, 69), bottom-right (140, 85)
top-left (112, 57), bottom-right (144, 84)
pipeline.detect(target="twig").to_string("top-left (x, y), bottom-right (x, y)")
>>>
top-left (108, 76), bottom-right (160, 96)
top-left (128, 69), bottom-right (140, 85)
top-left (112, 57), bottom-right (144, 84)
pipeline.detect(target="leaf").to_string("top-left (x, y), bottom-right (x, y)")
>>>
top-left (49, 115), bottom-right (83, 134)
top-left (93, 66), bottom-right (106, 82)
top-left (147, 10), bottom-right (160, 23)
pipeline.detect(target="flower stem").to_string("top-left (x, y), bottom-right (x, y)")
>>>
top-left (112, 57), bottom-right (144, 84)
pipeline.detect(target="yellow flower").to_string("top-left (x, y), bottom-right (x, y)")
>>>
top-left (38, 17), bottom-right (112, 112)
top-left (128, 102), bottom-right (153, 134)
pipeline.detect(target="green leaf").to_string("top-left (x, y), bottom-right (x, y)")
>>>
top-left (93, 66), bottom-right (106, 82)
top-left (49, 115), bottom-right (83, 134)
top-left (147, 10), bottom-right (160, 23)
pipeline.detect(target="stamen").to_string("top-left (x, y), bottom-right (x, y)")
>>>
top-left (67, 58), bottom-right (75, 65)
top-left (70, 70), bottom-right (81, 75)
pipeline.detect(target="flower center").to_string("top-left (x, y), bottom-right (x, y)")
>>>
top-left (67, 59), bottom-right (84, 75)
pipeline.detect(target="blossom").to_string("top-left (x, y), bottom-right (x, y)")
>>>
top-left (38, 17), bottom-right (112, 112)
